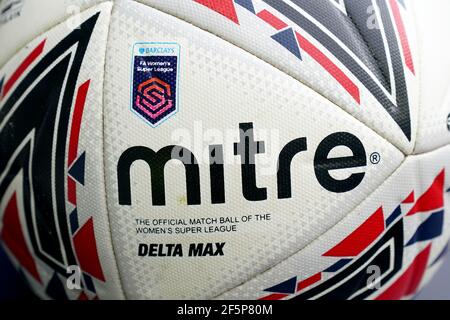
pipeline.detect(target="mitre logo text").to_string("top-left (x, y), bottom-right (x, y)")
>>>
top-left (117, 122), bottom-right (368, 206)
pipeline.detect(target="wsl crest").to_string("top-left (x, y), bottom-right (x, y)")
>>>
top-left (131, 42), bottom-right (181, 127)
top-left (135, 77), bottom-right (174, 122)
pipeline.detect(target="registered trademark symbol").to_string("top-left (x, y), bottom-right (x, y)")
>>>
top-left (370, 152), bottom-right (381, 165)
top-left (447, 113), bottom-right (450, 132)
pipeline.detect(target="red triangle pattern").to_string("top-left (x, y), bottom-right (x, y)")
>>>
top-left (296, 272), bottom-right (322, 292)
top-left (323, 207), bottom-right (385, 257)
top-left (407, 169), bottom-right (445, 216)
top-left (0, 193), bottom-right (42, 283)
top-left (258, 293), bottom-right (289, 301)
top-left (73, 217), bottom-right (105, 282)
top-left (376, 244), bottom-right (431, 300)
top-left (195, 0), bottom-right (239, 24)
top-left (402, 191), bottom-right (415, 204)
top-left (77, 292), bottom-right (89, 300)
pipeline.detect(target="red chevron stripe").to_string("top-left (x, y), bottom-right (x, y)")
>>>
top-left (257, 9), bottom-right (288, 30)
top-left (68, 176), bottom-right (77, 206)
top-left (323, 207), bottom-right (384, 257)
top-left (68, 80), bottom-right (90, 167)
top-left (73, 217), bottom-right (106, 282)
top-left (2, 40), bottom-right (46, 98)
top-left (376, 244), bottom-right (430, 300)
top-left (258, 293), bottom-right (289, 300)
top-left (297, 273), bottom-right (322, 292)
top-left (390, 0), bottom-right (415, 75)
top-left (407, 169), bottom-right (445, 216)
top-left (295, 31), bottom-right (361, 104)
top-left (1, 193), bottom-right (42, 283)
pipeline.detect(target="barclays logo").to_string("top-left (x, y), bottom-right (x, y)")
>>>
top-left (138, 47), bottom-right (176, 55)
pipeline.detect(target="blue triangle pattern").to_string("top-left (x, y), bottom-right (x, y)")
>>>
top-left (83, 273), bottom-right (96, 293)
top-left (324, 259), bottom-right (352, 273)
top-left (265, 276), bottom-right (297, 294)
top-left (68, 152), bottom-right (86, 185)
top-left (234, 0), bottom-right (255, 14)
top-left (386, 206), bottom-right (402, 227)
top-left (406, 210), bottom-right (444, 246)
top-left (46, 273), bottom-right (68, 300)
top-left (69, 208), bottom-right (79, 235)
top-left (272, 28), bottom-right (302, 60)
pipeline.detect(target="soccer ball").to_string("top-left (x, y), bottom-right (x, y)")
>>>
top-left (0, 0), bottom-right (450, 300)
